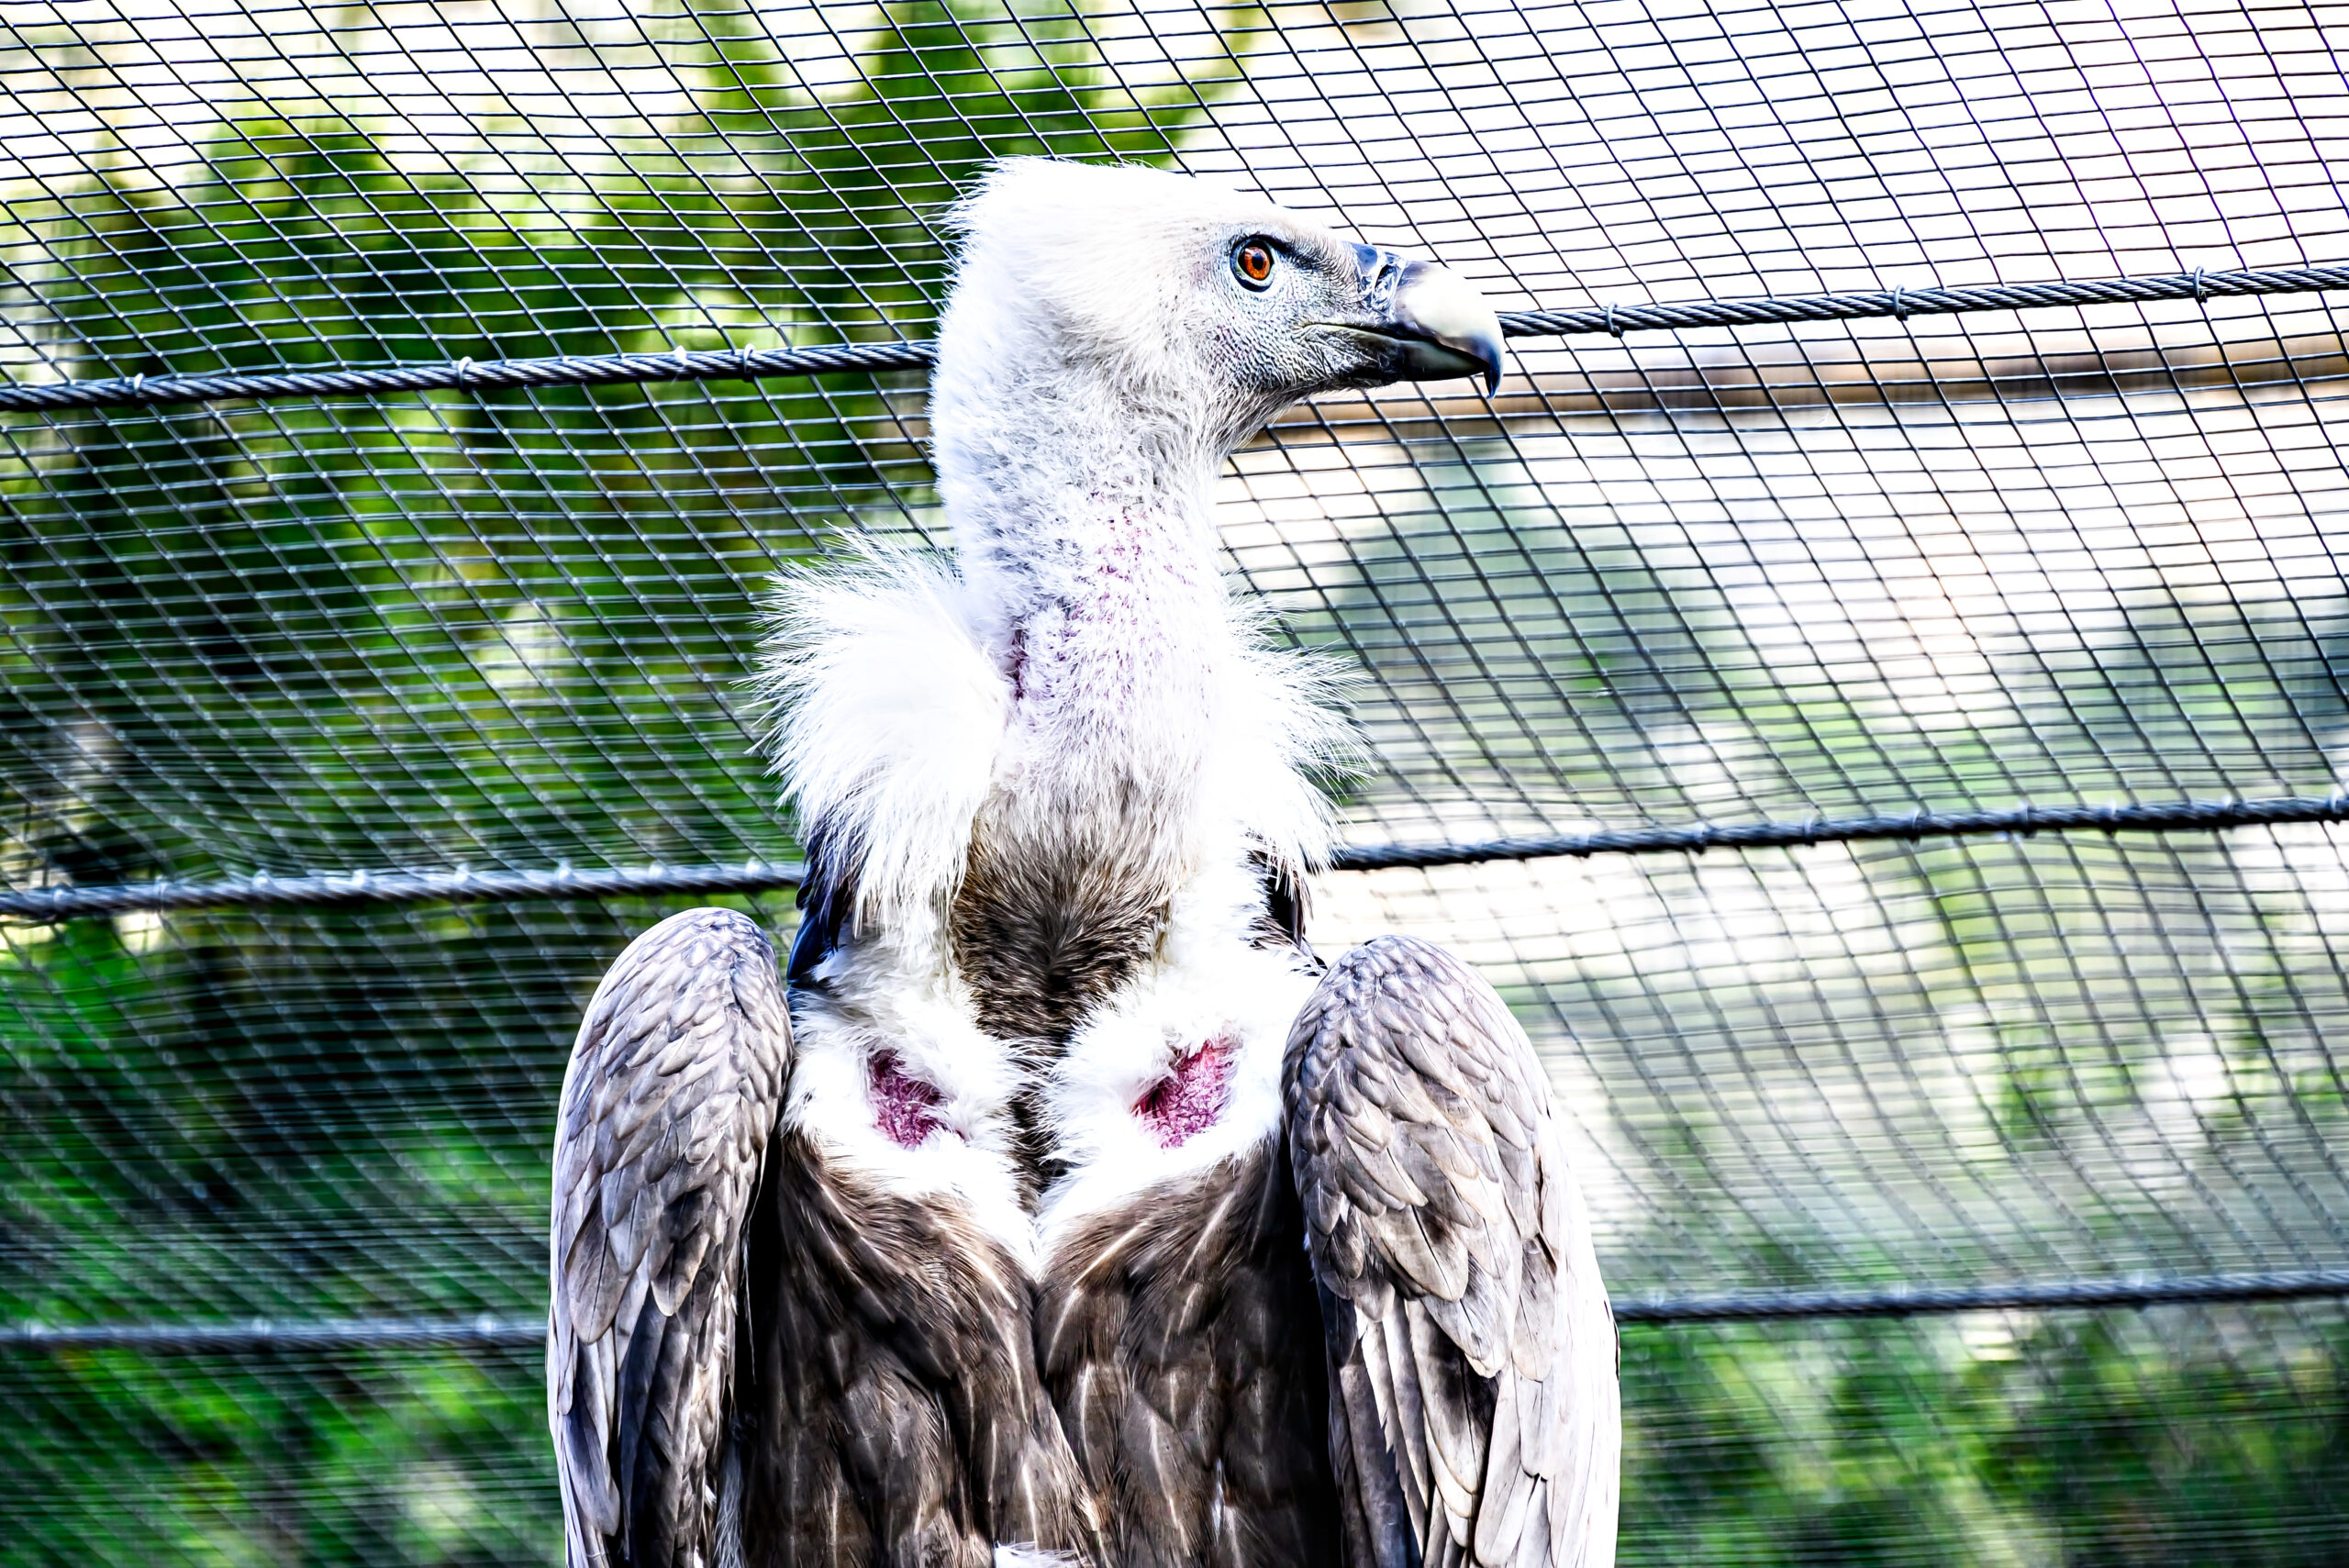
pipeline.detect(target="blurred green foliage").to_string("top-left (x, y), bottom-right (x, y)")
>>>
top-left (1622, 1310), bottom-right (2349, 1567)
top-left (2, 3), bottom-right (2346, 1563)
top-left (0, 4), bottom-right (1238, 1559)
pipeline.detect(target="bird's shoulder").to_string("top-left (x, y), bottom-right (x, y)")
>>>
top-left (549, 906), bottom-right (795, 1568)
top-left (1286, 933), bottom-right (1620, 1568)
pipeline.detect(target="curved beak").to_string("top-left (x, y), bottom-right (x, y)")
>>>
top-left (1350, 247), bottom-right (1506, 394)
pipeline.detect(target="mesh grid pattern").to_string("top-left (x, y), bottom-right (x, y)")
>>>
top-left (6, 2), bottom-right (2349, 1562)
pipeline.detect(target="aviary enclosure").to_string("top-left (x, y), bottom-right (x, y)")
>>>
top-left (4, 2), bottom-right (2348, 1562)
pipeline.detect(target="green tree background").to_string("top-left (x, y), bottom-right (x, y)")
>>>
top-left (4, 4), bottom-right (2348, 1564)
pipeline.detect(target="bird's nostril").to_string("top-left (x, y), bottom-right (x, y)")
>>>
top-left (1353, 245), bottom-right (1403, 311)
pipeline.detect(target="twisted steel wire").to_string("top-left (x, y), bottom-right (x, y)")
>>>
top-left (13, 1266), bottom-right (2349, 1351)
top-left (0, 340), bottom-right (939, 413)
top-left (6, 795), bottom-right (2343, 921)
top-left (1, 266), bottom-right (2339, 413)
top-left (0, 1316), bottom-right (548, 1353)
top-left (1495, 263), bottom-right (2349, 339)
top-left (0, 861), bottom-right (807, 920)
top-left (1325, 793), bottom-right (2349, 872)
top-left (1615, 1268), bottom-right (2349, 1324)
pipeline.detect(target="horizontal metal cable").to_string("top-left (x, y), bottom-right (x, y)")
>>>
top-left (0, 340), bottom-right (937, 413)
top-left (1614, 1267), bottom-right (2349, 1324)
top-left (2, 265), bottom-right (2340, 413)
top-left (6, 794), bottom-right (2343, 921)
top-left (12, 1267), bottom-right (2349, 1351)
top-left (1326, 792), bottom-right (2349, 872)
top-left (1498, 262), bottom-right (2349, 339)
top-left (0, 861), bottom-right (807, 920)
top-left (0, 1315), bottom-right (545, 1352)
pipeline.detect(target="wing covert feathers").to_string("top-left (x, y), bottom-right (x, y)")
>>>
top-left (550, 908), bottom-right (793, 1568)
top-left (1287, 935), bottom-right (1620, 1568)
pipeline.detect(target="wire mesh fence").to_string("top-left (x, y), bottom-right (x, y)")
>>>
top-left (4, 1), bottom-right (2348, 1562)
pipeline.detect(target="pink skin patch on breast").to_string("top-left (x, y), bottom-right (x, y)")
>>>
top-left (869, 1052), bottom-right (946, 1150)
top-left (1135, 1038), bottom-right (1235, 1149)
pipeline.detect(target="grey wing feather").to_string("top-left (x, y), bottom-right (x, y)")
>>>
top-left (1287, 935), bottom-right (1620, 1568)
top-left (550, 907), bottom-right (793, 1568)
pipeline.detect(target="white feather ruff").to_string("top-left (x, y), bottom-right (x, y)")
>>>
top-left (993, 1547), bottom-right (1082, 1568)
top-left (1208, 613), bottom-right (1354, 875)
top-left (762, 550), bottom-right (1347, 926)
top-left (757, 546), bottom-right (1010, 938)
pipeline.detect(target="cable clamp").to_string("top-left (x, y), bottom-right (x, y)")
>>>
top-left (2192, 266), bottom-right (2208, 301)
top-left (452, 357), bottom-right (473, 388)
top-left (1891, 286), bottom-right (1908, 321)
top-left (1605, 303), bottom-right (1622, 337)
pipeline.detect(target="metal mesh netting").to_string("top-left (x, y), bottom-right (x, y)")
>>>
top-left (6, 1), bottom-right (2349, 1562)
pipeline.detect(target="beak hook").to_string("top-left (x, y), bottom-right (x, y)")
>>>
top-left (1368, 252), bottom-right (1506, 394)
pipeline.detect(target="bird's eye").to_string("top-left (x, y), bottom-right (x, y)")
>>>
top-left (1232, 239), bottom-right (1276, 290)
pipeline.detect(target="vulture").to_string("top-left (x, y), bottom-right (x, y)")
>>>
top-left (549, 160), bottom-right (1620, 1568)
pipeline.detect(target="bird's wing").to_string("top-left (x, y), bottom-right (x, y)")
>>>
top-left (549, 907), bottom-right (794, 1568)
top-left (1286, 935), bottom-right (1620, 1568)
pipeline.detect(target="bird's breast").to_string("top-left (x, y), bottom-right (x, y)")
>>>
top-left (1031, 1132), bottom-right (1344, 1568)
top-left (950, 668), bottom-right (1225, 1046)
top-left (788, 879), bottom-right (1314, 1255)
top-left (949, 821), bottom-right (1181, 1048)
top-left (739, 1131), bottom-right (1097, 1565)
top-left (1031, 929), bottom-right (1315, 1245)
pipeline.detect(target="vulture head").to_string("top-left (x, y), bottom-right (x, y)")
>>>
top-left (930, 160), bottom-right (1505, 564)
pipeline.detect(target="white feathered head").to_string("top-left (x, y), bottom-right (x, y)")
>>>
top-left (930, 160), bottom-right (1504, 468)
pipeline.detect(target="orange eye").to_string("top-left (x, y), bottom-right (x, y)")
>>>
top-left (1232, 239), bottom-right (1275, 288)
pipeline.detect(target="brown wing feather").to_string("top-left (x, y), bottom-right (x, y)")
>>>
top-left (549, 907), bottom-right (793, 1568)
top-left (1287, 935), bottom-right (1619, 1568)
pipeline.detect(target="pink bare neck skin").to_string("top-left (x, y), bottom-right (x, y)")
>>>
top-left (870, 1052), bottom-right (947, 1150)
top-left (1134, 1039), bottom-right (1235, 1149)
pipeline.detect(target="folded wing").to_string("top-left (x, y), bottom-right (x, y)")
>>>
top-left (549, 908), bottom-right (794, 1568)
top-left (1286, 935), bottom-right (1619, 1568)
